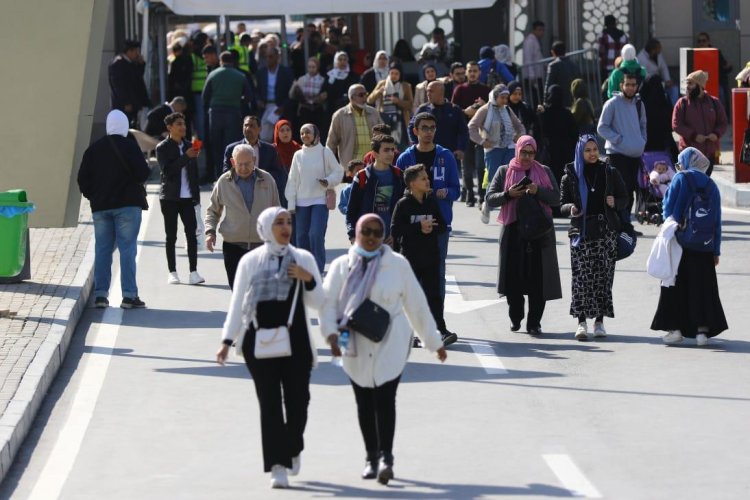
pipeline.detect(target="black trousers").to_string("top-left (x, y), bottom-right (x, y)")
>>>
top-left (159, 199), bottom-right (198, 273)
top-left (504, 223), bottom-right (546, 328)
top-left (350, 375), bottom-right (401, 462)
top-left (608, 153), bottom-right (642, 215)
top-left (223, 241), bottom-right (262, 289)
top-left (413, 265), bottom-right (446, 331)
top-left (243, 334), bottom-right (312, 472)
top-left (462, 144), bottom-right (486, 202)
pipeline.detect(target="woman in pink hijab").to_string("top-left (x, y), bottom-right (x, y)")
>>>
top-left (484, 135), bottom-right (562, 335)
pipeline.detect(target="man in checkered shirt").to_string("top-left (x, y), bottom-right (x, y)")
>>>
top-left (598, 15), bottom-right (629, 82)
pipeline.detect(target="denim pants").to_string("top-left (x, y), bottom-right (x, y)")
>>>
top-left (437, 230), bottom-right (449, 302)
top-left (295, 204), bottom-right (329, 272)
top-left (92, 206), bottom-right (142, 299)
top-left (209, 107), bottom-right (243, 179)
top-left (484, 147), bottom-right (515, 188)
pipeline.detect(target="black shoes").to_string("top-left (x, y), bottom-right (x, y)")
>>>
top-left (527, 325), bottom-right (543, 336)
top-left (412, 337), bottom-right (422, 348)
top-left (94, 297), bottom-right (109, 308)
top-left (466, 199), bottom-right (476, 208)
top-left (510, 322), bottom-right (521, 332)
top-left (120, 296), bottom-right (146, 309)
top-left (440, 329), bottom-right (458, 346)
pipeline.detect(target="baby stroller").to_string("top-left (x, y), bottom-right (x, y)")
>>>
top-left (635, 151), bottom-right (675, 226)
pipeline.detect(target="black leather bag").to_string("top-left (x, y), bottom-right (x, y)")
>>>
top-left (347, 298), bottom-right (391, 343)
top-left (516, 194), bottom-right (553, 240)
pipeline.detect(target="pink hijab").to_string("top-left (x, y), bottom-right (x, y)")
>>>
top-left (499, 135), bottom-right (554, 225)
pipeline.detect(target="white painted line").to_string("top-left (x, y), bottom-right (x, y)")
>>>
top-left (28, 197), bottom-right (155, 500)
top-left (468, 340), bottom-right (508, 375)
top-left (444, 275), bottom-right (503, 315)
top-left (543, 454), bottom-right (602, 499)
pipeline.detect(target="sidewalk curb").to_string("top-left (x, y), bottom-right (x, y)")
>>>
top-left (714, 174), bottom-right (750, 208)
top-left (0, 237), bottom-right (95, 482)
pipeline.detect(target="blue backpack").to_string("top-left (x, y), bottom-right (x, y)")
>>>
top-left (675, 172), bottom-right (716, 253)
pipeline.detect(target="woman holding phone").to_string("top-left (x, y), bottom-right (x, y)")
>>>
top-left (485, 135), bottom-right (562, 335)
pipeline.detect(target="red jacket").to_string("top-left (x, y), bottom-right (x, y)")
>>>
top-left (672, 93), bottom-right (728, 162)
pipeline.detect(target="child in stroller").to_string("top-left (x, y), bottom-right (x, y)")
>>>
top-left (636, 151), bottom-right (675, 225)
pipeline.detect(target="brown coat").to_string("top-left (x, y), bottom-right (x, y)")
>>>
top-left (326, 104), bottom-right (382, 167)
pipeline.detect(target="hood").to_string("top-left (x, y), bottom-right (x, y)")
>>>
top-left (106, 110), bottom-right (129, 137)
top-left (479, 45), bottom-right (494, 60)
top-left (571, 78), bottom-right (589, 99)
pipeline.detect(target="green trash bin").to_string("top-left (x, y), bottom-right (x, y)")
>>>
top-left (0, 189), bottom-right (35, 279)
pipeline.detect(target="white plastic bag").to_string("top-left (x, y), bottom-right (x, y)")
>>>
top-left (195, 203), bottom-right (206, 251)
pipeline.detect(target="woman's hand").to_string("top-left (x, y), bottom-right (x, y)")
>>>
top-left (526, 183), bottom-right (538, 195)
top-left (507, 185), bottom-right (526, 198)
top-left (288, 263), bottom-right (313, 283)
top-left (327, 333), bottom-right (342, 357)
top-left (482, 140), bottom-right (493, 149)
top-left (436, 347), bottom-right (447, 362)
top-left (606, 195), bottom-right (615, 208)
top-left (216, 344), bottom-right (230, 365)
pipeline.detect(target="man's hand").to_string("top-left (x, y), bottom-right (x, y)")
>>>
top-left (482, 140), bottom-right (493, 149)
top-left (186, 147), bottom-right (199, 158)
top-left (707, 133), bottom-right (718, 142)
top-left (695, 134), bottom-right (707, 144)
top-left (206, 233), bottom-right (216, 252)
top-left (420, 218), bottom-right (436, 234)
top-left (435, 188), bottom-right (448, 199)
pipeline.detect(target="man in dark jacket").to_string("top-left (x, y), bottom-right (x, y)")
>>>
top-left (544, 41), bottom-right (581, 108)
top-left (222, 115), bottom-right (288, 206)
top-left (346, 134), bottom-right (405, 242)
top-left (255, 48), bottom-right (295, 142)
top-left (409, 80), bottom-right (468, 160)
top-left (145, 97), bottom-right (188, 138)
top-left (77, 110), bottom-right (151, 309)
top-left (109, 40), bottom-right (151, 127)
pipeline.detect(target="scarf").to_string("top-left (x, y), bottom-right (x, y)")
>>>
top-left (241, 207), bottom-right (295, 329)
top-left (373, 50), bottom-right (389, 82)
top-left (572, 134), bottom-right (599, 247)
top-left (273, 119), bottom-right (301, 169)
top-left (106, 110), bottom-right (129, 137)
top-left (678, 147), bottom-right (710, 173)
top-left (327, 51), bottom-right (351, 84)
top-left (499, 135), bottom-right (554, 225)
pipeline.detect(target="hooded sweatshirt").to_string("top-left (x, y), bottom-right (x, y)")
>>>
top-left (597, 92), bottom-right (647, 158)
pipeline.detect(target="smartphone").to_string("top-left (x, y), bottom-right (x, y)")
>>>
top-left (513, 177), bottom-right (532, 190)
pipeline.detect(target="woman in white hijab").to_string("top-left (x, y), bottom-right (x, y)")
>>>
top-left (216, 207), bottom-right (324, 489)
top-left (361, 50), bottom-right (389, 92)
top-left (322, 51), bottom-right (360, 114)
top-left (367, 62), bottom-right (414, 148)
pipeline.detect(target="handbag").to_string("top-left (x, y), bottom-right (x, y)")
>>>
top-left (107, 135), bottom-right (149, 210)
top-left (321, 148), bottom-right (337, 210)
top-left (516, 194), bottom-right (553, 241)
top-left (252, 280), bottom-right (300, 359)
top-left (604, 165), bottom-right (637, 260)
top-left (346, 298), bottom-right (391, 343)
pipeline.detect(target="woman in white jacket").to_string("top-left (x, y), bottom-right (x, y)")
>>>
top-left (216, 207), bottom-right (324, 489)
top-left (285, 123), bottom-right (344, 272)
top-left (321, 214), bottom-right (447, 485)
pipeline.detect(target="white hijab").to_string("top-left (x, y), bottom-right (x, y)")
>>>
top-left (256, 206), bottom-right (291, 257)
top-left (106, 110), bottom-right (129, 137)
top-left (372, 50), bottom-right (389, 82)
top-left (327, 51), bottom-right (351, 84)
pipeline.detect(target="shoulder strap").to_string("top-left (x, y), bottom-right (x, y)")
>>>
top-left (286, 280), bottom-right (301, 327)
top-left (107, 136), bottom-right (137, 180)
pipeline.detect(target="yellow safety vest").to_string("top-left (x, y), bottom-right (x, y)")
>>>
top-left (229, 44), bottom-right (250, 74)
top-left (191, 53), bottom-right (207, 93)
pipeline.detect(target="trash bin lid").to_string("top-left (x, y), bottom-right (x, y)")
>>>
top-left (0, 190), bottom-right (28, 203)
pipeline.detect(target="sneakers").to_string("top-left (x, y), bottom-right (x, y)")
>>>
top-left (662, 330), bottom-right (684, 344)
top-left (167, 272), bottom-right (180, 284)
top-left (362, 456), bottom-right (378, 480)
top-left (480, 202), bottom-right (490, 224)
top-left (270, 464), bottom-right (288, 488)
top-left (696, 333), bottom-right (709, 346)
top-left (440, 329), bottom-right (458, 347)
top-left (575, 321), bottom-right (589, 341)
top-left (94, 296), bottom-right (109, 308)
top-left (593, 321), bottom-right (607, 338)
top-left (120, 297), bottom-right (146, 309)
top-left (288, 455), bottom-right (301, 476)
top-left (188, 271), bottom-right (205, 285)
top-left (377, 457), bottom-right (394, 485)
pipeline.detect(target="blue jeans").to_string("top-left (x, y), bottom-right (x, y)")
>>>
top-left (92, 206), bottom-right (142, 299)
top-left (438, 231), bottom-right (449, 302)
top-left (484, 147), bottom-right (515, 188)
top-left (295, 204), bottom-right (329, 272)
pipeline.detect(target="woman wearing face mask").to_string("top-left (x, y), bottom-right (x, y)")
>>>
top-left (368, 62), bottom-right (414, 148)
top-left (361, 50), bottom-right (389, 93)
top-left (468, 84), bottom-right (525, 224)
top-left (216, 207), bottom-right (324, 489)
top-left (560, 135), bottom-right (628, 340)
top-left (412, 63), bottom-right (438, 113)
top-left (322, 213), bottom-right (447, 485)
top-left (285, 123), bottom-right (343, 273)
top-left (485, 135), bottom-right (562, 335)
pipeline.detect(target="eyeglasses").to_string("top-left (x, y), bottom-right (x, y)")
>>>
top-left (360, 227), bottom-right (384, 238)
top-left (418, 125), bottom-right (437, 132)
top-left (519, 149), bottom-right (536, 157)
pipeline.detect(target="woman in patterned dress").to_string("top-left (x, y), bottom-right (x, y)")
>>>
top-left (560, 134), bottom-right (628, 340)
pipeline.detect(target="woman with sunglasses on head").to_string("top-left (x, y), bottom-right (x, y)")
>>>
top-left (560, 134), bottom-right (628, 340)
top-left (216, 207), bottom-right (324, 489)
top-left (485, 135), bottom-right (562, 335)
top-left (321, 213), bottom-right (447, 485)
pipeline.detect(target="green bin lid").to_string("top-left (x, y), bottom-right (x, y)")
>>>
top-left (0, 190), bottom-right (28, 202)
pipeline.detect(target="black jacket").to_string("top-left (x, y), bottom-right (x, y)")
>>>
top-left (390, 192), bottom-right (447, 269)
top-left (145, 104), bottom-right (171, 137)
top-left (78, 135), bottom-right (151, 212)
top-left (108, 54), bottom-right (150, 111)
top-left (559, 160), bottom-right (628, 238)
top-left (156, 138), bottom-right (199, 203)
top-left (345, 165), bottom-right (405, 238)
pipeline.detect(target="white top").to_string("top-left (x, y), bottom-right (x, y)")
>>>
top-left (285, 143), bottom-right (343, 211)
top-left (522, 33), bottom-right (544, 80)
top-left (178, 143), bottom-right (191, 199)
top-left (636, 49), bottom-right (671, 83)
top-left (321, 246), bottom-right (443, 388)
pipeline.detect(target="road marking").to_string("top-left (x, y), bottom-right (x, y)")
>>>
top-left (28, 197), bottom-right (155, 500)
top-left (469, 340), bottom-right (508, 375)
top-left (543, 454), bottom-right (602, 498)
top-left (444, 275), bottom-right (503, 314)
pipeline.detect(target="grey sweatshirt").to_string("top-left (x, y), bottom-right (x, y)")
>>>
top-left (597, 93), bottom-right (647, 158)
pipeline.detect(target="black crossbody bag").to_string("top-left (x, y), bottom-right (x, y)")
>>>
top-left (107, 136), bottom-right (149, 210)
top-left (347, 298), bottom-right (391, 343)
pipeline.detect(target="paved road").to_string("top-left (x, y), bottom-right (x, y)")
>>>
top-left (2, 190), bottom-right (750, 499)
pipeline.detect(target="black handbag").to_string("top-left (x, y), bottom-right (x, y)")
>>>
top-left (516, 194), bottom-right (553, 240)
top-left (347, 298), bottom-right (391, 343)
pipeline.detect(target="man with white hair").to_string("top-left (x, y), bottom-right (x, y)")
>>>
top-left (204, 144), bottom-right (280, 288)
top-left (326, 83), bottom-right (382, 166)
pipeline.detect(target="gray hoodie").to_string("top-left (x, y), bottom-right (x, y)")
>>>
top-left (597, 93), bottom-right (647, 158)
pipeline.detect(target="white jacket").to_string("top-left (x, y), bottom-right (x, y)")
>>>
top-left (321, 246), bottom-right (443, 387)
top-left (222, 245), bottom-right (325, 366)
top-left (285, 143), bottom-right (343, 211)
top-left (646, 216), bottom-right (683, 287)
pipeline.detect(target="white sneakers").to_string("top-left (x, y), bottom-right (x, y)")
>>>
top-left (167, 272), bottom-right (180, 284)
top-left (575, 321), bottom-right (588, 340)
top-left (289, 455), bottom-right (301, 476)
top-left (188, 271), bottom-right (205, 285)
top-left (593, 321), bottom-right (607, 338)
top-left (270, 464), bottom-right (288, 488)
top-left (480, 202), bottom-right (490, 224)
top-left (662, 330), bottom-right (684, 344)
top-left (696, 333), bottom-right (709, 346)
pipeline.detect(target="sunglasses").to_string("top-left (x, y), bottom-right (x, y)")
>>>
top-left (360, 226), bottom-right (384, 238)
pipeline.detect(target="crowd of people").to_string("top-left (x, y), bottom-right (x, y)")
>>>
top-left (86, 14), bottom-right (746, 488)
